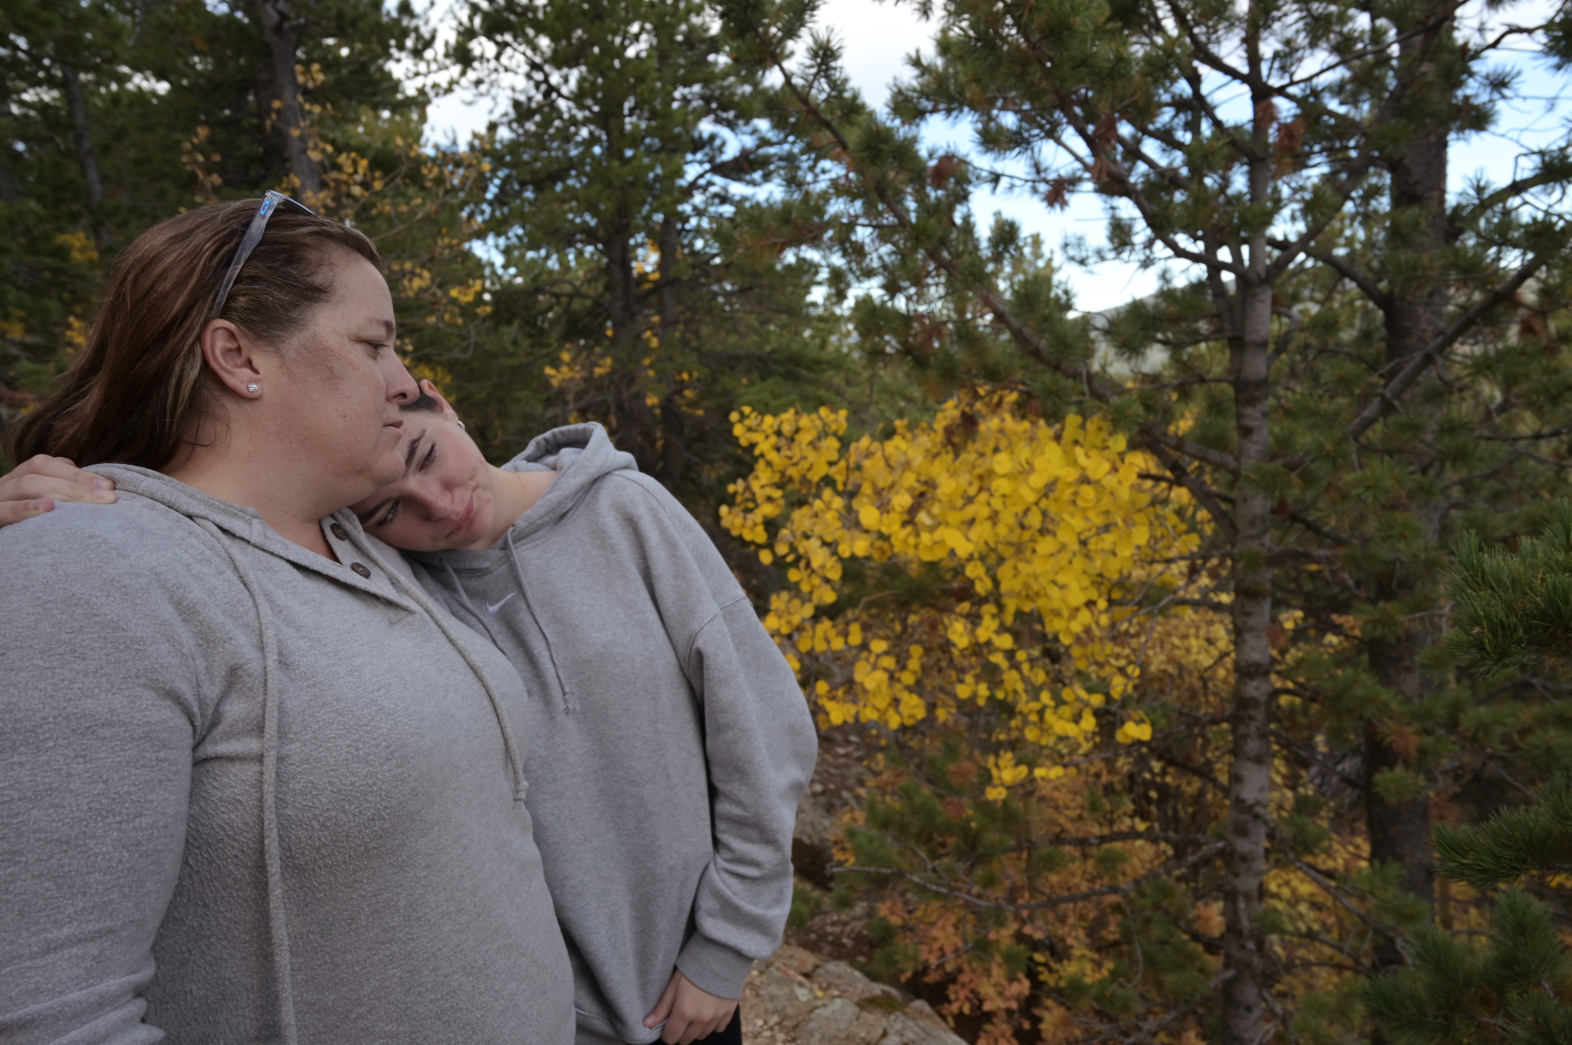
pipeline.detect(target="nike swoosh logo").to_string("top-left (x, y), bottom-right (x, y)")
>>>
top-left (486, 592), bottom-right (519, 615)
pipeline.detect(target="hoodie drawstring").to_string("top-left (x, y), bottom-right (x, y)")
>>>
top-left (506, 530), bottom-right (577, 715)
top-left (195, 520), bottom-right (298, 1045)
top-left (357, 533), bottom-right (531, 801)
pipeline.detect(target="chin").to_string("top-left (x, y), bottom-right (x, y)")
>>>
top-left (369, 456), bottom-right (405, 489)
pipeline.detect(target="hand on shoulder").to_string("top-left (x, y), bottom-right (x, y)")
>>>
top-left (0, 454), bottom-right (116, 527)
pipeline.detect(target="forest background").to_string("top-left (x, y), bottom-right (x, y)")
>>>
top-left (7, 0), bottom-right (1572, 1039)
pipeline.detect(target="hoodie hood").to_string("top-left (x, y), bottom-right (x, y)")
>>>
top-left (404, 424), bottom-right (638, 718)
top-left (496, 422), bottom-right (638, 547)
top-left (94, 464), bottom-right (273, 538)
top-left (90, 464), bottom-right (410, 603)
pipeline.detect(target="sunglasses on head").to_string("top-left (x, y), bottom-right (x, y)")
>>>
top-left (210, 190), bottom-right (316, 317)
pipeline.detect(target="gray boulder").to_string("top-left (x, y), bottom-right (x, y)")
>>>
top-left (739, 946), bottom-right (968, 1045)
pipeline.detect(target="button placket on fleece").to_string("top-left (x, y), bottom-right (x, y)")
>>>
top-left (319, 516), bottom-right (417, 621)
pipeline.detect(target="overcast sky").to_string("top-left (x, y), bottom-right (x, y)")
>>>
top-left (423, 0), bottom-right (1570, 313)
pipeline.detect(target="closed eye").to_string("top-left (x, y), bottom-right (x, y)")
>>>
top-left (358, 425), bottom-right (431, 528)
top-left (368, 447), bottom-right (432, 529)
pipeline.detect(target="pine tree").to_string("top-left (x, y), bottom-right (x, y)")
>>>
top-left (1365, 780), bottom-right (1572, 1043)
top-left (724, 0), bottom-right (1572, 1039)
top-left (444, 0), bottom-right (860, 510)
top-left (1449, 501), bottom-right (1572, 678)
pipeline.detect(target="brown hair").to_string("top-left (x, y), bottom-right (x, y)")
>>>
top-left (5, 200), bottom-right (380, 469)
top-left (404, 389), bottom-right (442, 414)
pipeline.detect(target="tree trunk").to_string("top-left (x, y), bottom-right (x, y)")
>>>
top-left (1220, 69), bottom-right (1278, 1045)
top-left (1362, 0), bottom-right (1453, 947)
top-left (59, 60), bottom-right (108, 248)
top-left (657, 213), bottom-right (678, 353)
top-left (1364, 638), bottom-right (1437, 901)
top-left (656, 213), bottom-right (687, 487)
top-left (255, 0), bottom-right (321, 200)
top-left (603, 205), bottom-right (660, 471)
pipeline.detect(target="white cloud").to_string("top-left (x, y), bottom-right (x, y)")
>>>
top-left (813, 0), bottom-right (935, 109)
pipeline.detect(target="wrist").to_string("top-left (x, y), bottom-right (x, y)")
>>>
top-left (675, 935), bottom-right (751, 1001)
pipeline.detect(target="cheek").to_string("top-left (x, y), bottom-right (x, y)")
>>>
top-left (303, 347), bottom-right (384, 418)
top-left (434, 442), bottom-right (485, 493)
top-left (278, 365), bottom-right (370, 436)
top-left (347, 361), bottom-right (391, 415)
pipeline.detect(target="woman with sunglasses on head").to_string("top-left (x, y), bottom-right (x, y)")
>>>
top-left (0, 197), bottom-right (574, 1044)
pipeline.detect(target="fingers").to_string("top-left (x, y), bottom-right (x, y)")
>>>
top-left (658, 975), bottom-right (737, 1044)
top-left (661, 1015), bottom-right (722, 1045)
top-left (659, 1013), bottom-right (689, 1045)
top-left (700, 1003), bottom-right (738, 1041)
top-left (5, 454), bottom-right (95, 484)
top-left (0, 498), bottom-right (56, 527)
top-left (0, 454), bottom-right (116, 511)
top-left (666, 1012), bottom-right (727, 1045)
top-left (645, 973), bottom-right (680, 1028)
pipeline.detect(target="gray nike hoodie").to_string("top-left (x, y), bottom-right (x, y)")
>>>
top-left (0, 466), bottom-right (575, 1045)
top-left (407, 423), bottom-right (817, 1045)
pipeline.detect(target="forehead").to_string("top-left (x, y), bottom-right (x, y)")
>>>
top-left (326, 256), bottom-right (396, 330)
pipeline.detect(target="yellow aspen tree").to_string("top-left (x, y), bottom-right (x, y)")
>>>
top-left (722, 389), bottom-right (1203, 778)
top-left (724, 392), bottom-right (1384, 1042)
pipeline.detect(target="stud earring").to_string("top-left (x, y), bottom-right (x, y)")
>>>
top-left (246, 383), bottom-right (259, 394)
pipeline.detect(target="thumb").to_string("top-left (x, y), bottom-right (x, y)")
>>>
top-left (645, 974), bottom-right (680, 1027)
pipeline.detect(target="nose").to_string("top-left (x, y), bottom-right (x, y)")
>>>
top-left (408, 478), bottom-right (460, 521)
top-left (383, 351), bottom-right (419, 405)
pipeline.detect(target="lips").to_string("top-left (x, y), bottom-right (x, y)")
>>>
top-left (446, 493), bottom-right (476, 542)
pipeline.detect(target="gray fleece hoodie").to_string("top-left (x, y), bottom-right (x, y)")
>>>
top-left (0, 466), bottom-right (575, 1045)
top-left (407, 424), bottom-right (817, 1045)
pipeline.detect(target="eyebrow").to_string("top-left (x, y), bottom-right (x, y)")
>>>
top-left (403, 430), bottom-right (424, 474)
top-left (354, 428), bottom-right (426, 525)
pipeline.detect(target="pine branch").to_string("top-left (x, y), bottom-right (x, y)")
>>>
top-left (1346, 238), bottom-right (1572, 442)
top-left (1432, 777), bottom-right (1572, 890)
top-left (1447, 500), bottom-right (1572, 676)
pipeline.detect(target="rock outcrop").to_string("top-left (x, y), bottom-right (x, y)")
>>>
top-left (741, 946), bottom-right (966, 1045)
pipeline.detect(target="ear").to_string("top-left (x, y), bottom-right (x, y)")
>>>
top-left (200, 319), bottom-right (269, 399)
top-left (419, 378), bottom-right (461, 422)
